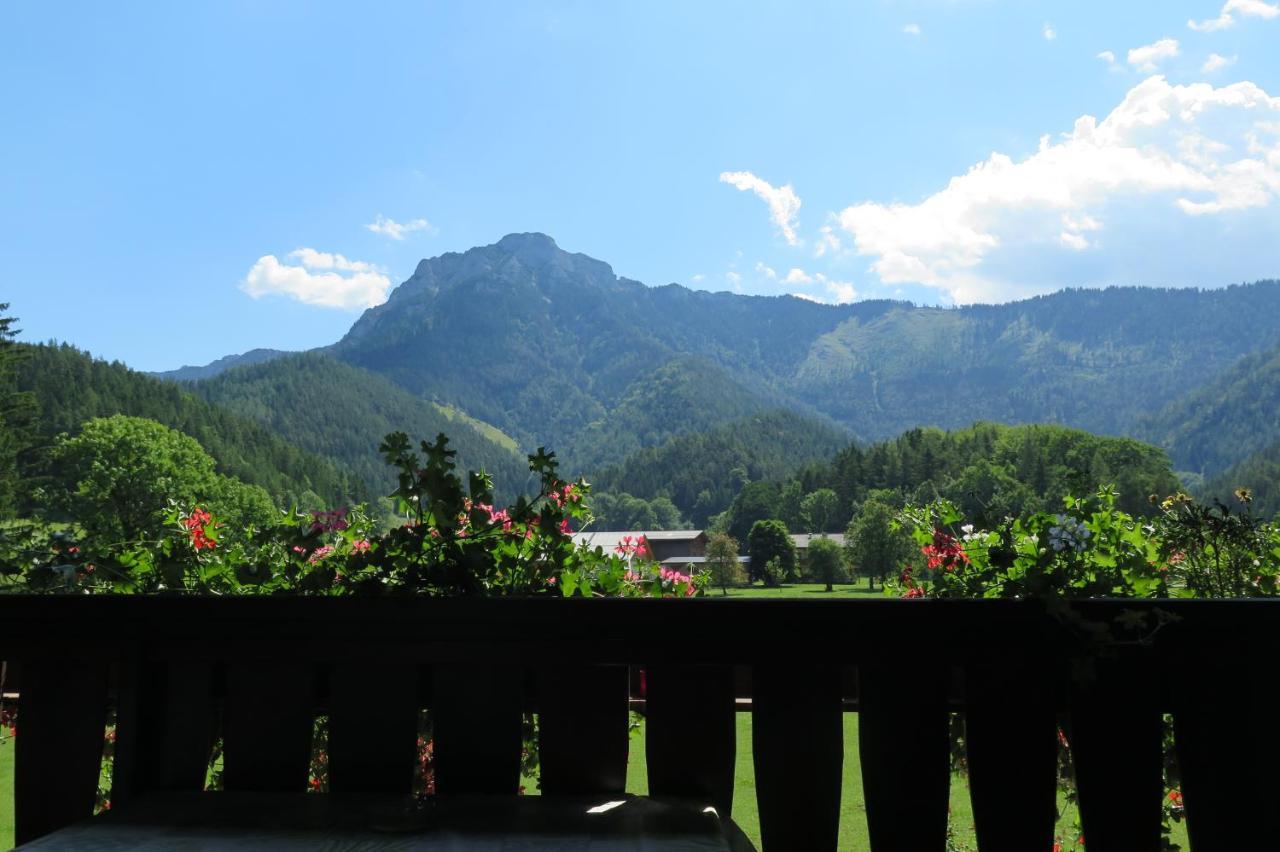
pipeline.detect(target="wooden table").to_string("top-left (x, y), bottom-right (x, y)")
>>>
top-left (19, 792), bottom-right (756, 851)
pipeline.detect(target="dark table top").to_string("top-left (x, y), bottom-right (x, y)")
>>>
top-left (20, 792), bottom-right (755, 851)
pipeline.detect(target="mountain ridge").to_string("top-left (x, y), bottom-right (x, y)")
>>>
top-left (160, 234), bottom-right (1280, 490)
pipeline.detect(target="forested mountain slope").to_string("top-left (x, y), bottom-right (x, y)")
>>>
top-left (591, 409), bottom-right (849, 527)
top-left (1138, 342), bottom-right (1280, 479)
top-left (723, 422), bottom-right (1181, 540)
top-left (190, 352), bottom-right (532, 498)
top-left (789, 284), bottom-right (1280, 441)
top-left (15, 344), bottom-right (359, 509)
top-left (1202, 441), bottom-right (1280, 519)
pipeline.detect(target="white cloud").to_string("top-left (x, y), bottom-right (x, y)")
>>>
top-left (778, 268), bottom-right (858, 304)
top-left (1096, 50), bottom-right (1123, 73)
top-left (903, 23), bottom-right (921, 36)
top-left (1043, 23), bottom-right (1057, 41)
top-left (690, 273), bottom-right (706, 283)
top-left (725, 271), bottom-right (742, 285)
top-left (815, 224), bottom-right (843, 257)
top-left (719, 171), bottom-right (803, 245)
top-left (1190, 0), bottom-right (1279, 32)
top-left (755, 262), bottom-right (778, 280)
top-left (241, 248), bottom-right (392, 310)
top-left (835, 76), bottom-right (1280, 303)
top-left (1128, 38), bottom-right (1180, 72)
top-left (365, 214), bottom-right (433, 240)
top-left (790, 292), bottom-right (823, 303)
top-left (821, 276), bottom-right (858, 303)
top-left (1202, 52), bottom-right (1237, 72)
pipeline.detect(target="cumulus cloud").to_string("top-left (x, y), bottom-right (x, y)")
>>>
top-left (835, 76), bottom-right (1280, 303)
top-left (903, 23), bottom-right (921, 35)
top-left (365, 214), bottom-right (433, 240)
top-left (1202, 53), bottom-right (1237, 72)
top-left (1043, 23), bottom-right (1057, 41)
top-left (1128, 38), bottom-right (1180, 72)
top-left (1189, 0), bottom-right (1279, 32)
top-left (719, 171), bottom-right (803, 245)
top-left (241, 249), bottom-right (392, 309)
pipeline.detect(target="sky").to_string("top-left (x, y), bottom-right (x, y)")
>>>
top-left (2, 1), bottom-right (1278, 371)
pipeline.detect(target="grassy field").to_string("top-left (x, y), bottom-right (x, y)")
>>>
top-left (624, 711), bottom-right (979, 850)
top-left (718, 582), bottom-right (885, 599)
top-left (1, 737), bottom-right (13, 850)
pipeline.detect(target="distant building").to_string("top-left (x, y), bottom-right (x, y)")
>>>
top-left (574, 530), bottom-right (708, 565)
top-left (791, 533), bottom-right (846, 557)
top-left (791, 533), bottom-right (846, 574)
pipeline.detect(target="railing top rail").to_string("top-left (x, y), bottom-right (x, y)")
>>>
top-left (0, 596), bottom-right (1267, 664)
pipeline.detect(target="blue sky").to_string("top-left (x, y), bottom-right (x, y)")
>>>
top-left (2, 1), bottom-right (1278, 371)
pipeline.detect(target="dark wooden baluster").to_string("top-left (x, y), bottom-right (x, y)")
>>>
top-left (964, 664), bottom-right (1059, 851)
top-left (14, 660), bottom-right (109, 845)
top-left (1068, 657), bottom-right (1164, 852)
top-left (432, 664), bottom-right (523, 795)
top-left (223, 662), bottom-right (316, 792)
top-left (1172, 662), bottom-right (1262, 851)
top-left (645, 664), bottom-right (736, 815)
top-left (859, 664), bottom-right (951, 852)
top-left (538, 664), bottom-right (629, 795)
top-left (113, 660), bottom-right (214, 806)
top-left (753, 664), bottom-right (843, 852)
top-left (328, 662), bottom-right (419, 794)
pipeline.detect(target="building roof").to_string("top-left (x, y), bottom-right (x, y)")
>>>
top-left (660, 555), bottom-right (750, 565)
top-left (791, 533), bottom-right (846, 549)
top-left (573, 530), bottom-right (705, 551)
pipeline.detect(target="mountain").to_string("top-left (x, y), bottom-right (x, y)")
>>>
top-left (1138, 342), bottom-right (1280, 480)
top-left (152, 348), bottom-right (292, 382)
top-left (15, 343), bottom-right (360, 509)
top-left (152, 235), bottom-right (1280, 507)
top-left (189, 352), bottom-right (533, 499)
top-left (323, 234), bottom-right (1280, 475)
top-left (330, 233), bottom-right (862, 467)
top-left (787, 285), bottom-right (1280, 441)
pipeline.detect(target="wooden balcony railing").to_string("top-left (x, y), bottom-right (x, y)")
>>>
top-left (0, 596), bottom-right (1272, 850)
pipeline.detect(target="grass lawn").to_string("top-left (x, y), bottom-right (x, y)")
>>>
top-left (1, 737), bottom-right (13, 850)
top-left (719, 582), bottom-right (886, 599)
top-left (625, 711), bottom-right (978, 851)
